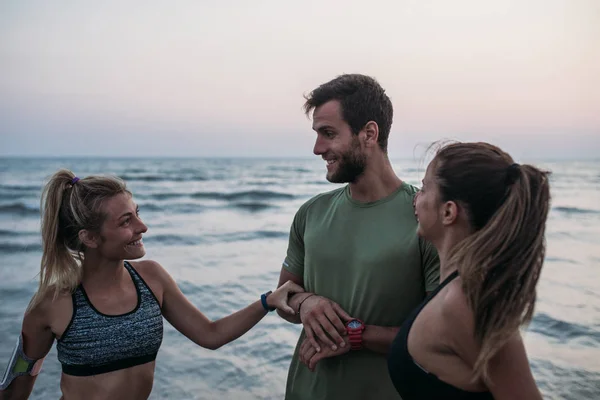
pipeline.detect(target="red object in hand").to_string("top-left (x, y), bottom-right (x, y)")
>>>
top-left (346, 319), bottom-right (365, 351)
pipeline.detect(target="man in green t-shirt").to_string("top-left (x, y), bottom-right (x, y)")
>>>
top-left (276, 74), bottom-right (440, 400)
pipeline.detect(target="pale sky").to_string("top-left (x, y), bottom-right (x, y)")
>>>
top-left (1, 0), bottom-right (599, 159)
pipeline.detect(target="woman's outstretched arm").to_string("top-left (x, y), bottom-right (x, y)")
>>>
top-left (146, 260), bottom-right (303, 350)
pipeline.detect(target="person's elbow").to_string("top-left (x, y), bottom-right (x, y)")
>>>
top-left (204, 341), bottom-right (224, 351)
top-left (203, 332), bottom-right (223, 350)
top-left (191, 321), bottom-right (224, 351)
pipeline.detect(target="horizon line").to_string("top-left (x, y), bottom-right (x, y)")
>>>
top-left (1, 154), bottom-right (599, 162)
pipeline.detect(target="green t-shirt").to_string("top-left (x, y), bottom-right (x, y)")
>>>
top-left (282, 182), bottom-right (440, 400)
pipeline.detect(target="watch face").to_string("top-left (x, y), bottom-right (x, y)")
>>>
top-left (347, 320), bottom-right (362, 329)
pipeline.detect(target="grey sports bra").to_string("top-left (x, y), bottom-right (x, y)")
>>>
top-left (56, 261), bottom-right (163, 376)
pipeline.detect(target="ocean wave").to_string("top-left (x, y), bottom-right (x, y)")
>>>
top-left (0, 286), bottom-right (33, 299)
top-left (0, 184), bottom-right (41, 191)
top-left (0, 197), bottom-right (281, 220)
top-left (139, 192), bottom-right (188, 201)
top-left (530, 312), bottom-right (600, 345)
top-left (0, 192), bottom-right (37, 201)
top-left (119, 174), bottom-right (208, 182)
top-left (138, 203), bottom-right (165, 212)
top-left (0, 242), bottom-right (42, 253)
top-left (545, 256), bottom-right (578, 264)
top-left (136, 202), bottom-right (203, 213)
top-left (191, 190), bottom-right (294, 201)
top-left (138, 190), bottom-right (295, 203)
top-left (142, 234), bottom-right (204, 246)
top-left (241, 180), bottom-right (282, 186)
top-left (274, 167), bottom-right (311, 173)
top-left (531, 359), bottom-right (600, 400)
top-left (0, 203), bottom-right (39, 216)
top-left (222, 230), bottom-right (288, 242)
top-left (232, 202), bottom-right (276, 212)
top-left (138, 201), bottom-right (276, 214)
top-left (141, 230), bottom-right (288, 246)
top-left (176, 168), bottom-right (209, 174)
top-left (172, 204), bottom-right (209, 214)
top-left (554, 206), bottom-right (599, 215)
top-left (1, 230), bottom-right (285, 248)
top-left (0, 229), bottom-right (37, 237)
top-left (0, 230), bottom-right (288, 248)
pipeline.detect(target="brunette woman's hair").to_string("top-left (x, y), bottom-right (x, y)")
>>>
top-left (432, 142), bottom-right (551, 384)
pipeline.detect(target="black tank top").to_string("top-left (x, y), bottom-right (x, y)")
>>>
top-left (387, 270), bottom-right (494, 400)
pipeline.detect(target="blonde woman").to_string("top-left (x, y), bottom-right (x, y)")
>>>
top-left (0, 169), bottom-right (303, 399)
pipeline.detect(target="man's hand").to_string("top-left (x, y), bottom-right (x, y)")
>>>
top-left (299, 337), bottom-right (350, 371)
top-left (299, 295), bottom-right (352, 352)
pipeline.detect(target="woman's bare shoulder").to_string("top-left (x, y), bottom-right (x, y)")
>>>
top-left (439, 279), bottom-right (480, 363)
top-left (128, 259), bottom-right (168, 278)
top-left (126, 259), bottom-right (169, 304)
top-left (26, 287), bottom-right (72, 318)
top-left (21, 286), bottom-right (74, 344)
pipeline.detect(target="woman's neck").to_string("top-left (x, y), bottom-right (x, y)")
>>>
top-left (81, 253), bottom-right (126, 291)
top-left (433, 227), bottom-right (471, 281)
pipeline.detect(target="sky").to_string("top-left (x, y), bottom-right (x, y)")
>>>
top-left (1, 0), bottom-right (599, 160)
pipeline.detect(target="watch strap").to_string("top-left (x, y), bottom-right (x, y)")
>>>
top-left (348, 330), bottom-right (363, 350)
top-left (261, 291), bottom-right (275, 312)
top-left (346, 319), bottom-right (365, 351)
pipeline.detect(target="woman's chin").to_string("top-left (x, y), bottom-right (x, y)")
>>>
top-left (123, 246), bottom-right (146, 259)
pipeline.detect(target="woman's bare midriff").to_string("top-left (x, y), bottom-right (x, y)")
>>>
top-left (59, 361), bottom-right (156, 400)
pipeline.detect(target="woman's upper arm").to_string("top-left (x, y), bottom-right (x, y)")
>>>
top-left (442, 287), bottom-right (542, 399)
top-left (486, 333), bottom-right (543, 400)
top-left (1, 297), bottom-right (55, 396)
top-left (21, 304), bottom-right (55, 359)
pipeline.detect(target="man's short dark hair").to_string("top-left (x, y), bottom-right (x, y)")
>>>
top-left (303, 74), bottom-right (394, 152)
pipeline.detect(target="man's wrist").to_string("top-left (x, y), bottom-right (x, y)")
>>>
top-left (290, 292), bottom-right (315, 314)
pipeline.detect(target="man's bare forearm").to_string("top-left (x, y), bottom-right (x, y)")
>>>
top-left (362, 325), bottom-right (400, 354)
top-left (276, 292), bottom-right (314, 323)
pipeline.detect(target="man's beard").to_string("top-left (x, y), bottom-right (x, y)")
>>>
top-left (327, 138), bottom-right (367, 183)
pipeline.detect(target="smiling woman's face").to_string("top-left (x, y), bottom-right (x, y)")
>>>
top-left (95, 192), bottom-right (148, 261)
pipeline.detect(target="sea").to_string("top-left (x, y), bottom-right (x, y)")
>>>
top-left (0, 157), bottom-right (598, 400)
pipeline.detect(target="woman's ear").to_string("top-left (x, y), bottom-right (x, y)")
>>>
top-left (441, 201), bottom-right (459, 226)
top-left (78, 229), bottom-right (99, 249)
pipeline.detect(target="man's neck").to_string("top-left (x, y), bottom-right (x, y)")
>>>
top-left (348, 157), bottom-right (402, 203)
